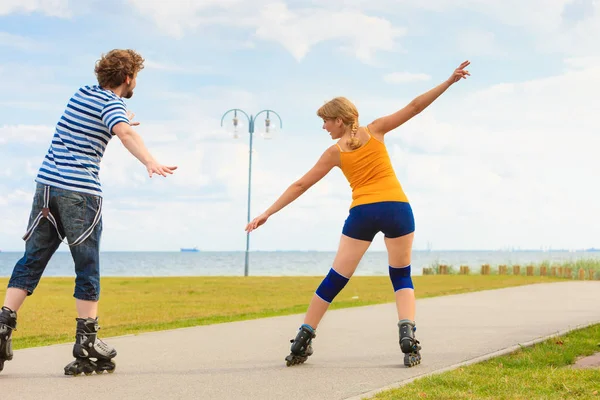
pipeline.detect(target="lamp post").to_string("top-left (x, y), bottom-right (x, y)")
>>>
top-left (220, 108), bottom-right (283, 276)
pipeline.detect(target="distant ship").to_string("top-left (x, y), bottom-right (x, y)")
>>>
top-left (180, 247), bottom-right (200, 253)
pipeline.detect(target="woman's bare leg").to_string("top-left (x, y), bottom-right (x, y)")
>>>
top-left (303, 234), bottom-right (371, 328)
top-left (384, 232), bottom-right (415, 320)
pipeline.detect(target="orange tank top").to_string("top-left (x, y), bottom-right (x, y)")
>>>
top-left (337, 127), bottom-right (408, 209)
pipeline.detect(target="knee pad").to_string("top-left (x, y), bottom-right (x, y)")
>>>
top-left (315, 268), bottom-right (350, 303)
top-left (389, 265), bottom-right (414, 292)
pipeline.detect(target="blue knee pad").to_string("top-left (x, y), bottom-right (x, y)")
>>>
top-left (315, 268), bottom-right (350, 303)
top-left (389, 265), bottom-right (414, 292)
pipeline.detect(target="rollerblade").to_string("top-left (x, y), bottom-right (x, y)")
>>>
top-left (398, 319), bottom-right (421, 367)
top-left (64, 317), bottom-right (117, 376)
top-left (0, 306), bottom-right (17, 373)
top-left (285, 324), bottom-right (316, 367)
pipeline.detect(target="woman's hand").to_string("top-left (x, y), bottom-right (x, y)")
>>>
top-left (447, 60), bottom-right (471, 84)
top-left (245, 212), bottom-right (270, 233)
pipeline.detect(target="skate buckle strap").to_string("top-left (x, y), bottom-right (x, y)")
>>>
top-left (97, 340), bottom-right (112, 352)
top-left (22, 185), bottom-right (102, 247)
top-left (300, 324), bottom-right (315, 334)
top-left (0, 324), bottom-right (15, 332)
top-left (0, 325), bottom-right (15, 337)
top-left (0, 308), bottom-right (17, 331)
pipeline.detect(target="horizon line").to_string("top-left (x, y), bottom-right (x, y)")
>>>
top-left (1, 248), bottom-right (599, 253)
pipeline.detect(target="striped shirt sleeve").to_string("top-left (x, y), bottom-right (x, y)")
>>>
top-left (101, 99), bottom-right (130, 134)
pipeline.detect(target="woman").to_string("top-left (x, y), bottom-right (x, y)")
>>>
top-left (245, 61), bottom-right (471, 367)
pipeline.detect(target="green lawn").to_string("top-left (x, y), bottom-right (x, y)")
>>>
top-left (371, 323), bottom-right (600, 400)
top-left (0, 275), bottom-right (563, 349)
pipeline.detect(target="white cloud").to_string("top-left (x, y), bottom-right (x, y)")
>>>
top-left (145, 60), bottom-right (214, 75)
top-left (0, 190), bottom-right (31, 208)
top-left (253, 3), bottom-right (405, 62)
top-left (307, 0), bottom-right (572, 31)
top-left (420, 0), bottom-right (599, 57)
top-left (127, 0), bottom-right (245, 38)
top-left (0, 125), bottom-right (54, 144)
top-left (564, 56), bottom-right (600, 69)
top-left (374, 59), bottom-right (600, 250)
top-left (127, 0), bottom-right (405, 63)
top-left (402, 0), bottom-right (572, 32)
top-left (0, 101), bottom-right (63, 112)
top-left (0, 0), bottom-right (72, 17)
top-left (383, 72), bottom-right (431, 84)
top-left (0, 63), bottom-right (72, 100)
top-left (552, 2), bottom-right (600, 56)
top-left (0, 32), bottom-right (46, 51)
top-left (0, 63), bottom-right (55, 81)
top-left (456, 29), bottom-right (505, 57)
top-left (318, 0), bottom-right (599, 57)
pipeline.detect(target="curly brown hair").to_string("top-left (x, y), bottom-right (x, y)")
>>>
top-left (94, 49), bottom-right (145, 88)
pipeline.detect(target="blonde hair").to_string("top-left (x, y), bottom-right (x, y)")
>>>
top-left (317, 97), bottom-right (361, 150)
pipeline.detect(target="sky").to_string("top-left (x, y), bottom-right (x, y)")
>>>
top-left (0, 0), bottom-right (598, 252)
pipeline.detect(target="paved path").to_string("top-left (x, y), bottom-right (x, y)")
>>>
top-left (1, 281), bottom-right (599, 400)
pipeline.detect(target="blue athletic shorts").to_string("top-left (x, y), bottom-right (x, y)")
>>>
top-left (342, 201), bottom-right (415, 242)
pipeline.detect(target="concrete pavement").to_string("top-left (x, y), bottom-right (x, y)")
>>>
top-left (1, 281), bottom-right (599, 400)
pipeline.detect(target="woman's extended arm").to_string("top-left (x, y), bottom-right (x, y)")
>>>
top-left (369, 60), bottom-right (471, 136)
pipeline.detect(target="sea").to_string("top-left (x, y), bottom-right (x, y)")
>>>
top-left (1, 250), bottom-right (599, 277)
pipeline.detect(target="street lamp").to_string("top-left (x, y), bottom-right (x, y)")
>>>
top-left (220, 108), bottom-right (283, 276)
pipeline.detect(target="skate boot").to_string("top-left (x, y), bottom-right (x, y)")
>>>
top-left (64, 317), bottom-right (117, 376)
top-left (285, 324), bottom-right (316, 367)
top-left (398, 319), bottom-right (421, 367)
top-left (0, 306), bottom-right (17, 373)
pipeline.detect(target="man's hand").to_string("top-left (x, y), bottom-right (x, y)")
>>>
top-left (127, 111), bottom-right (140, 126)
top-left (145, 160), bottom-right (178, 178)
top-left (112, 121), bottom-right (177, 178)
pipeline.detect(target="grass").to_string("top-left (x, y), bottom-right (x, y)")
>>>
top-left (523, 259), bottom-right (600, 278)
top-left (370, 323), bottom-right (600, 400)
top-left (0, 275), bottom-right (563, 350)
top-left (561, 259), bottom-right (600, 275)
top-left (426, 258), bottom-right (600, 278)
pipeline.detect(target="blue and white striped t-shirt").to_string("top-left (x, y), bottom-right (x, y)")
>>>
top-left (35, 85), bottom-right (130, 197)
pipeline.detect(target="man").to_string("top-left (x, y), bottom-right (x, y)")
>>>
top-left (0, 49), bottom-right (177, 375)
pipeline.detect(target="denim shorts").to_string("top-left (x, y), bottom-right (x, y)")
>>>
top-left (342, 201), bottom-right (415, 242)
top-left (8, 183), bottom-right (103, 301)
